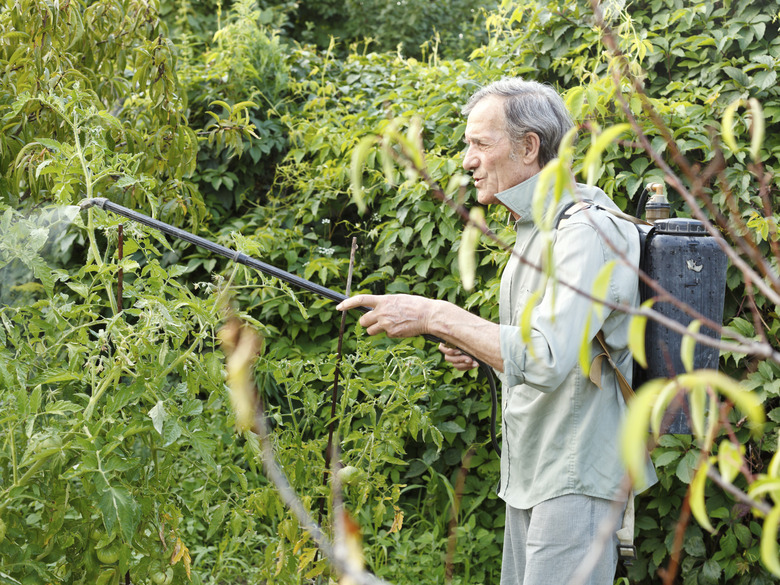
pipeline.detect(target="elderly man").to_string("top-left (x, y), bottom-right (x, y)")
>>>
top-left (337, 77), bottom-right (654, 584)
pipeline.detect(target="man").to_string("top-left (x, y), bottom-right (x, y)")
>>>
top-left (337, 77), bottom-right (655, 584)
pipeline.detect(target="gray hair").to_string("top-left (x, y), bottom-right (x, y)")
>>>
top-left (462, 77), bottom-right (574, 167)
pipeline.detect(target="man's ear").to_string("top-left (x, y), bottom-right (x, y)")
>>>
top-left (521, 132), bottom-right (541, 165)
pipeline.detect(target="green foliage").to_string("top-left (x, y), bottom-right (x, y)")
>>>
top-left (0, 0), bottom-right (204, 227)
top-left (290, 0), bottom-right (498, 60)
top-left (3, 0), bottom-right (780, 583)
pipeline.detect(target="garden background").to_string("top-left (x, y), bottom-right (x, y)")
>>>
top-left (1, 1), bottom-right (779, 584)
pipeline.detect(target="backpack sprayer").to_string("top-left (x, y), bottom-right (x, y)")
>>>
top-left (633, 183), bottom-right (729, 433)
top-left (77, 196), bottom-right (502, 453)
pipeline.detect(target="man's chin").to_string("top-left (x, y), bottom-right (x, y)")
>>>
top-left (477, 191), bottom-right (498, 206)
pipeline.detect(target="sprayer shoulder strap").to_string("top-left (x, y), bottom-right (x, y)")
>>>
top-left (555, 199), bottom-right (638, 565)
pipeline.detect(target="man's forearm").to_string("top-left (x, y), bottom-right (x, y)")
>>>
top-left (427, 300), bottom-right (504, 371)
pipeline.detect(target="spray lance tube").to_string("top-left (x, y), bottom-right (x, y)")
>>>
top-left (79, 197), bottom-right (502, 454)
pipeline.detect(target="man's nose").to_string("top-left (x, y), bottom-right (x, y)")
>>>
top-left (462, 147), bottom-right (477, 171)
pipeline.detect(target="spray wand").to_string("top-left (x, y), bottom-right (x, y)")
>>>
top-left (78, 197), bottom-right (502, 455)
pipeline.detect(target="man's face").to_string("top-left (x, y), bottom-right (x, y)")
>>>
top-left (462, 95), bottom-right (539, 206)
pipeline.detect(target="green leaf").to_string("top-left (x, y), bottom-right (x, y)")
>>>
top-left (148, 401), bottom-right (166, 436)
top-left (98, 486), bottom-right (140, 543)
top-left (690, 458), bottom-right (715, 532)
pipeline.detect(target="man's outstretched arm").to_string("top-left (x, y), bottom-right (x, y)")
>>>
top-left (336, 294), bottom-right (503, 372)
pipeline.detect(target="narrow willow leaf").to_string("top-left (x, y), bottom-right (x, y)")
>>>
top-left (582, 124), bottom-right (631, 185)
top-left (717, 439), bottom-right (743, 484)
top-left (721, 98), bottom-right (742, 154)
top-left (689, 384), bottom-right (706, 441)
top-left (578, 312), bottom-right (594, 376)
top-left (520, 290), bottom-right (542, 358)
top-left (532, 161), bottom-right (559, 229)
top-left (629, 299), bottom-right (655, 368)
top-left (681, 320), bottom-right (701, 373)
top-left (650, 380), bottom-right (680, 438)
top-left (749, 478), bottom-right (780, 505)
top-left (748, 97), bottom-right (765, 163)
top-left (406, 116), bottom-right (424, 169)
top-left (679, 370), bottom-right (765, 434)
top-left (769, 449), bottom-right (780, 478)
top-left (592, 261), bottom-right (616, 319)
top-left (445, 173), bottom-right (469, 200)
top-left (760, 505), bottom-right (780, 577)
top-left (690, 459), bottom-right (715, 533)
top-left (558, 125), bottom-right (579, 161)
top-left (458, 207), bottom-right (484, 291)
top-left (620, 378), bottom-right (667, 488)
top-left (350, 136), bottom-right (376, 214)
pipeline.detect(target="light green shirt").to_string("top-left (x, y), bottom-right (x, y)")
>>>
top-left (495, 173), bottom-right (656, 509)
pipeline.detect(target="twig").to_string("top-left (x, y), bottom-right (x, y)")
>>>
top-left (445, 447), bottom-right (474, 584)
top-left (319, 238), bottom-right (358, 528)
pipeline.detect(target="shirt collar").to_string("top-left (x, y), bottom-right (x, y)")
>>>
top-left (495, 172), bottom-right (574, 224)
top-left (494, 173), bottom-right (542, 224)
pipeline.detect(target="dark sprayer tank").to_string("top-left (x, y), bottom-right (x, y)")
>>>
top-left (636, 218), bottom-right (728, 433)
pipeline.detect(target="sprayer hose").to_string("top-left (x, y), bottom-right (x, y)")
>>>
top-left (89, 198), bottom-right (502, 456)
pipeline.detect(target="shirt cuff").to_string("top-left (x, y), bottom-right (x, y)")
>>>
top-left (500, 324), bottom-right (526, 387)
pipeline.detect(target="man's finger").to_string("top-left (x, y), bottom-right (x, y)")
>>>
top-left (336, 294), bottom-right (378, 312)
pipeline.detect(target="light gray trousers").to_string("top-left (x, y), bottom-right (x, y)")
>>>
top-left (500, 494), bottom-right (622, 585)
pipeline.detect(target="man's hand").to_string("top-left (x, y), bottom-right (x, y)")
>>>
top-left (336, 294), bottom-right (435, 338)
top-left (438, 343), bottom-right (479, 371)
top-left (337, 293), bottom-right (504, 373)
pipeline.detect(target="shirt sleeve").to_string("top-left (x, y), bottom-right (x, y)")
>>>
top-left (500, 216), bottom-right (637, 391)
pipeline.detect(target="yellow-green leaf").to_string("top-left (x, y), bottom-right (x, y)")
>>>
top-left (582, 124), bottom-right (630, 185)
top-left (620, 378), bottom-right (667, 488)
top-left (722, 98), bottom-right (742, 154)
top-left (578, 312), bottom-right (594, 376)
top-left (591, 260), bottom-right (616, 319)
top-left (650, 380), bottom-right (680, 438)
top-left (748, 97), bottom-right (765, 163)
top-left (458, 207), bottom-right (484, 291)
top-left (769, 449), bottom-right (780, 478)
top-left (681, 320), bottom-right (700, 373)
top-left (749, 478), bottom-right (780, 504)
top-left (350, 136), bottom-right (376, 214)
top-left (629, 299), bottom-right (654, 368)
top-left (520, 290), bottom-right (542, 358)
top-left (532, 160), bottom-right (560, 230)
top-left (689, 383), bottom-right (707, 442)
top-left (760, 505), bottom-right (780, 577)
top-left (679, 370), bottom-right (765, 435)
top-left (717, 439), bottom-right (743, 484)
top-left (690, 458), bottom-right (715, 533)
